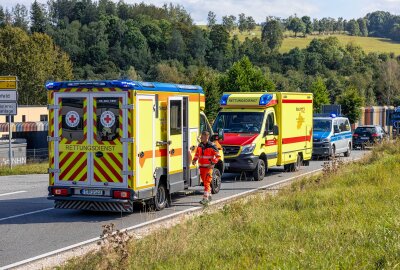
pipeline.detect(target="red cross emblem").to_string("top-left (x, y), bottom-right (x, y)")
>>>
top-left (104, 114), bottom-right (112, 124)
top-left (69, 114), bottom-right (77, 123)
top-left (65, 111), bottom-right (80, 127)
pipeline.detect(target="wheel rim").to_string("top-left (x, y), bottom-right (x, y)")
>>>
top-left (156, 186), bottom-right (165, 207)
top-left (259, 161), bottom-right (265, 178)
top-left (213, 170), bottom-right (221, 191)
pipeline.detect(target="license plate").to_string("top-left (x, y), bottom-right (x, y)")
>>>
top-left (361, 137), bottom-right (369, 140)
top-left (80, 189), bottom-right (104, 196)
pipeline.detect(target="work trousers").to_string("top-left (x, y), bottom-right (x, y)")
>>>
top-left (200, 167), bottom-right (213, 196)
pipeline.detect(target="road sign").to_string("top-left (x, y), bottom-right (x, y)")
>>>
top-left (0, 76), bottom-right (17, 90)
top-left (0, 91), bottom-right (17, 102)
top-left (0, 103), bottom-right (17, 115)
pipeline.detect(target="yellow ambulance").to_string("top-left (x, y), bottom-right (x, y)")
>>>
top-left (213, 92), bottom-right (313, 180)
top-left (46, 80), bottom-right (224, 212)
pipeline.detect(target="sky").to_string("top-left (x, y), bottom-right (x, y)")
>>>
top-left (1, 0), bottom-right (400, 24)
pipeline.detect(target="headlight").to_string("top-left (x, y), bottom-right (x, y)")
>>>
top-left (241, 144), bottom-right (256, 154)
top-left (322, 138), bottom-right (331, 143)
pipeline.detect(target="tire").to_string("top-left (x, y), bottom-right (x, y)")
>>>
top-left (344, 143), bottom-right (351, 157)
top-left (211, 168), bottom-right (222, 194)
top-left (284, 163), bottom-right (292, 172)
top-left (330, 145), bottom-right (336, 159)
top-left (253, 159), bottom-right (266, 181)
top-left (153, 182), bottom-right (168, 211)
top-left (293, 154), bottom-right (301, 172)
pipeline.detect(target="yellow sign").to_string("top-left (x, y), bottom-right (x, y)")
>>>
top-left (59, 144), bottom-right (123, 153)
top-left (0, 76), bottom-right (17, 90)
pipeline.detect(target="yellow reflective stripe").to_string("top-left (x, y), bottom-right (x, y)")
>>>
top-left (200, 156), bottom-right (214, 159)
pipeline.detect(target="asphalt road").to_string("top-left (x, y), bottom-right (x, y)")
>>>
top-left (0, 150), bottom-right (368, 268)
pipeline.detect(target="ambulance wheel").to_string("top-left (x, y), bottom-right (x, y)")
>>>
top-left (253, 159), bottom-right (266, 181)
top-left (153, 182), bottom-right (167, 211)
top-left (211, 168), bottom-right (222, 194)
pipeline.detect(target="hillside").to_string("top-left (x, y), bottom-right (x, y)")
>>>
top-left (226, 26), bottom-right (400, 55)
top-left (62, 142), bottom-right (400, 269)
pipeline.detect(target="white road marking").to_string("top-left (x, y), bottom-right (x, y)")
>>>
top-left (0, 208), bottom-right (54, 222)
top-left (1, 156), bottom-right (364, 270)
top-left (0, 191), bottom-right (27, 197)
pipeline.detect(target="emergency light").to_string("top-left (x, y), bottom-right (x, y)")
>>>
top-left (220, 94), bottom-right (231, 105)
top-left (259, 94), bottom-right (273, 106)
top-left (330, 113), bottom-right (337, 118)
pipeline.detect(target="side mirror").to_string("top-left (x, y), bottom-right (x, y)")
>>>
top-left (218, 128), bottom-right (224, 141)
top-left (273, 125), bottom-right (279, 136)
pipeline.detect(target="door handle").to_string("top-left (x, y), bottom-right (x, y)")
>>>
top-left (138, 151), bottom-right (144, 158)
top-left (169, 149), bottom-right (175, 155)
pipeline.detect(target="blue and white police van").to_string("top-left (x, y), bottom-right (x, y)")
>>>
top-left (312, 114), bottom-right (352, 158)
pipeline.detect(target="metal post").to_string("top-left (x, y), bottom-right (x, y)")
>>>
top-left (8, 115), bottom-right (12, 169)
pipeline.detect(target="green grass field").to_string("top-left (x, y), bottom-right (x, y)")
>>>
top-left (0, 162), bottom-right (47, 176)
top-left (203, 25), bottom-right (400, 55)
top-left (62, 142), bottom-right (400, 269)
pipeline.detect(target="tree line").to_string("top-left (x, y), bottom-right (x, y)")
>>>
top-left (0, 1), bottom-right (399, 123)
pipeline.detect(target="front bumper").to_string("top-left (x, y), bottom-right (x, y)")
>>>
top-left (224, 154), bottom-right (259, 172)
top-left (312, 143), bottom-right (331, 157)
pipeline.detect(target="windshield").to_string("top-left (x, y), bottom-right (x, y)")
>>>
top-left (355, 127), bottom-right (376, 134)
top-left (313, 119), bottom-right (332, 132)
top-left (392, 113), bottom-right (400, 120)
top-left (213, 112), bottom-right (264, 133)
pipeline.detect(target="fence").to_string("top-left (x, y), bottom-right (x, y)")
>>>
top-left (26, 148), bottom-right (48, 163)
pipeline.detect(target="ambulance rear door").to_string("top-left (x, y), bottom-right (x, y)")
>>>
top-left (53, 91), bottom-right (129, 188)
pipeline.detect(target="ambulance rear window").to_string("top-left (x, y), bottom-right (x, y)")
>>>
top-left (96, 98), bottom-right (120, 142)
top-left (61, 98), bottom-right (85, 141)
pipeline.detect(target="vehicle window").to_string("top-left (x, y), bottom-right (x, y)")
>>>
top-left (313, 119), bottom-right (332, 132)
top-left (96, 97), bottom-right (120, 142)
top-left (333, 121), bottom-right (340, 133)
top-left (61, 97), bottom-right (85, 141)
top-left (266, 113), bottom-right (274, 135)
top-left (344, 119), bottom-right (351, 131)
top-left (213, 112), bottom-right (264, 133)
top-left (339, 119), bottom-right (346, 132)
top-left (200, 114), bottom-right (211, 134)
top-left (354, 127), bottom-right (376, 134)
top-left (170, 100), bottom-right (182, 135)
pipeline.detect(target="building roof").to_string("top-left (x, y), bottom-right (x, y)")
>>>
top-left (0, 122), bottom-right (48, 132)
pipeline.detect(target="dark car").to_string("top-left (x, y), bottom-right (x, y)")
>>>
top-left (353, 125), bottom-right (388, 149)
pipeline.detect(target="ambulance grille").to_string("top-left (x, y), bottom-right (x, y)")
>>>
top-left (223, 146), bottom-right (241, 156)
top-left (54, 200), bottom-right (134, 213)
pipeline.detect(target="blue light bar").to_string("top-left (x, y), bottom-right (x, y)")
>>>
top-left (45, 82), bottom-right (61, 90)
top-left (111, 81), bottom-right (136, 89)
top-left (330, 113), bottom-right (337, 118)
top-left (220, 94), bottom-right (231, 106)
top-left (176, 84), bottom-right (199, 90)
top-left (259, 94), bottom-right (273, 106)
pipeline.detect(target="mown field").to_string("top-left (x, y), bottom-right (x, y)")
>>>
top-left (62, 141), bottom-right (400, 269)
top-left (222, 26), bottom-right (400, 55)
top-left (0, 162), bottom-right (47, 176)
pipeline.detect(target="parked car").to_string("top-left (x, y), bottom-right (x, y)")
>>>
top-left (352, 125), bottom-right (388, 149)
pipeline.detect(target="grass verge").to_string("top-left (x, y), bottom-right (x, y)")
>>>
top-left (62, 142), bottom-right (400, 269)
top-left (0, 162), bottom-right (47, 176)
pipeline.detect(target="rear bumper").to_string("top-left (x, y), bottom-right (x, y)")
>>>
top-left (224, 155), bottom-right (259, 172)
top-left (48, 196), bottom-right (134, 212)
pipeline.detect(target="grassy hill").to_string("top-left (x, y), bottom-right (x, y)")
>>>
top-left (63, 142), bottom-right (400, 269)
top-left (206, 25), bottom-right (400, 55)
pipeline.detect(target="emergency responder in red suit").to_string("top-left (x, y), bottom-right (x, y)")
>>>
top-left (192, 131), bottom-right (221, 204)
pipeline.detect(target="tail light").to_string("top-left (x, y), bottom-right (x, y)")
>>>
top-left (372, 133), bottom-right (379, 137)
top-left (52, 188), bottom-right (69, 196)
top-left (113, 190), bottom-right (131, 199)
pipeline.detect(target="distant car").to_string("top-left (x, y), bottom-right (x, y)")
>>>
top-left (352, 125), bottom-right (388, 149)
